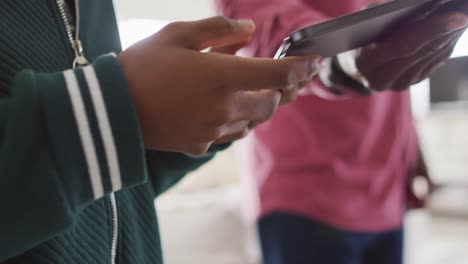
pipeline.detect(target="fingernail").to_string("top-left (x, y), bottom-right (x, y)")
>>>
top-left (288, 57), bottom-right (323, 85)
top-left (235, 19), bottom-right (255, 32)
top-left (288, 71), bottom-right (307, 86)
top-left (283, 82), bottom-right (300, 92)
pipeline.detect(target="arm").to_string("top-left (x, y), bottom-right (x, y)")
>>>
top-left (406, 145), bottom-right (432, 209)
top-left (0, 55), bottom-right (147, 261)
top-left (0, 17), bottom-right (320, 260)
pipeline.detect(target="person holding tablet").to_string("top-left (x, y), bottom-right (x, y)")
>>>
top-left (0, 0), bottom-right (322, 263)
top-left (216, 0), bottom-right (467, 263)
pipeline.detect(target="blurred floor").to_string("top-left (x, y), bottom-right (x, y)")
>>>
top-left (405, 211), bottom-right (468, 264)
top-left (156, 104), bottom-right (468, 264)
top-left (157, 185), bottom-right (468, 264)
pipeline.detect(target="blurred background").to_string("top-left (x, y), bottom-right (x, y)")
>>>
top-left (115, 1), bottom-right (468, 263)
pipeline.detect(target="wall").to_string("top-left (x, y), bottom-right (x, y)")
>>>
top-left (114, 0), bottom-right (216, 21)
top-left (431, 57), bottom-right (468, 103)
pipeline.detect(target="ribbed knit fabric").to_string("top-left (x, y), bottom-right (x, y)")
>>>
top-left (0, 0), bottom-right (222, 263)
top-left (0, 0), bottom-right (71, 93)
top-left (4, 185), bottom-right (163, 264)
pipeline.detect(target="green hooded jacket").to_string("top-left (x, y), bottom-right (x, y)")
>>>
top-left (0, 0), bottom-right (224, 263)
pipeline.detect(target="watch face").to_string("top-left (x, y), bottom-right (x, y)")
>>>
top-left (333, 59), bottom-right (373, 96)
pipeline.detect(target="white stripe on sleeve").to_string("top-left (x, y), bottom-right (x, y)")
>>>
top-left (63, 70), bottom-right (105, 199)
top-left (83, 66), bottom-right (122, 192)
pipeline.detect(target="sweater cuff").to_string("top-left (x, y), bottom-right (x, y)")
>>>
top-left (39, 54), bottom-right (147, 208)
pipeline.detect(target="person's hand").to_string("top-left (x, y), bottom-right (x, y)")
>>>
top-left (356, 1), bottom-right (468, 91)
top-left (209, 31), bottom-right (320, 145)
top-left (118, 16), bottom-right (322, 154)
top-left (407, 150), bottom-right (433, 209)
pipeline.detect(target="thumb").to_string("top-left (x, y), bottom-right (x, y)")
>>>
top-left (165, 16), bottom-right (255, 51)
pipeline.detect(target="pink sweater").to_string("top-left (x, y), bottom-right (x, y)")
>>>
top-left (216, 0), bottom-right (419, 231)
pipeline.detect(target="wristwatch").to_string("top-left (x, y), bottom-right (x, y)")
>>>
top-left (318, 50), bottom-right (374, 96)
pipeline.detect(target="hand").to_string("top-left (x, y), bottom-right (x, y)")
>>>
top-left (118, 16), bottom-right (321, 154)
top-left (407, 150), bottom-right (433, 209)
top-left (210, 32), bottom-right (321, 145)
top-left (356, 1), bottom-right (468, 91)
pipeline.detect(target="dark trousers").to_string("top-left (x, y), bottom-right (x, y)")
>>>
top-left (258, 212), bottom-right (403, 264)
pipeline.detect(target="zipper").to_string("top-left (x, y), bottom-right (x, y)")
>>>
top-left (56, 1), bottom-right (119, 263)
top-left (56, 0), bottom-right (89, 68)
top-left (110, 193), bottom-right (119, 264)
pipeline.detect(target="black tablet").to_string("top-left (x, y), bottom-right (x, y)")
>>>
top-left (275, 0), bottom-right (452, 58)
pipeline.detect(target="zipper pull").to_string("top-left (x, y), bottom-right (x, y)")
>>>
top-left (72, 40), bottom-right (89, 68)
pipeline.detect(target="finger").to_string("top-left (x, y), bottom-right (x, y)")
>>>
top-left (282, 73), bottom-right (313, 92)
top-left (219, 120), bottom-right (249, 137)
top-left (367, 12), bottom-right (468, 65)
top-left (298, 79), bottom-right (310, 88)
top-left (391, 33), bottom-right (460, 90)
top-left (385, 12), bottom-right (467, 55)
top-left (433, 0), bottom-right (468, 16)
top-left (418, 29), bottom-right (463, 79)
top-left (213, 129), bottom-right (249, 144)
top-left (236, 90), bottom-right (281, 124)
top-left (393, 31), bottom-right (460, 90)
top-left (418, 48), bottom-right (453, 80)
top-left (183, 142), bottom-right (212, 155)
top-left (365, 29), bottom-right (463, 90)
top-left (210, 40), bottom-right (249, 55)
top-left (279, 85), bottom-right (299, 105)
top-left (392, 44), bottom-right (454, 90)
top-left (161, 17), bottom-right (255, 51)
top-left (279, 78), bottom-right (311, 104)
top-left (214, 121), bottom-right (250, 144)
top-left (417, 0), bottom-right (459, 20)
top-left (216, 55), bottom-right (322, 91)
